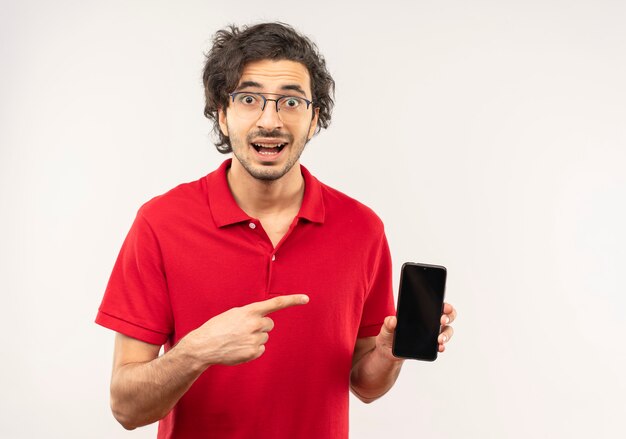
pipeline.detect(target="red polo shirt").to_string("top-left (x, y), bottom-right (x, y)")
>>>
top-left (96, 159), bottom-right (395, 439)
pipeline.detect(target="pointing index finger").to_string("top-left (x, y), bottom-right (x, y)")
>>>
top-left (248, 294), bottom-right (310, 316)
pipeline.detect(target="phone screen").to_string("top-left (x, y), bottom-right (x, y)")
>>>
top-left (393, 263), bottom-right (446, 361)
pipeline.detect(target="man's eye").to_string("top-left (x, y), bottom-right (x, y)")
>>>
top-left (239, 95), bottom-right (258, 105)
top-left (283, 98), bottom-right (301, 108)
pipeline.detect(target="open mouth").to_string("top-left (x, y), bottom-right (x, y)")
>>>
top-left (251, 142), bottom-right (287, 156)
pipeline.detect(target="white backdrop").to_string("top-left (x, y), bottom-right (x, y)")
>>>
top-left (1, 0), bottom-right (625, 438)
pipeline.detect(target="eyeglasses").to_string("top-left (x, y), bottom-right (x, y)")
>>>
top-left (228, 92), bottom-right (314, 121)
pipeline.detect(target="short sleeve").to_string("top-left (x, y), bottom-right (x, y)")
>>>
top-left (95, 210), bottom-right (174, 345)
top-left (357, 232), bottom-right (395, 338)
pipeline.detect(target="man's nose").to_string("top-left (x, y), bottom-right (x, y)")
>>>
top-left (256, 99), bottom-right (284, 129)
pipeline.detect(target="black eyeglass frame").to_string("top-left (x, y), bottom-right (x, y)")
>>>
top-left (228, 92), bottom-right (315, 113)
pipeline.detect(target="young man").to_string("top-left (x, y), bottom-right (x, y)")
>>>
top-left (96, 22), bottom-right (456, 438)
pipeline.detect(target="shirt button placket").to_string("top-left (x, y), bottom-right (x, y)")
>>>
top-left (267, 252), bottom-right (277, 295)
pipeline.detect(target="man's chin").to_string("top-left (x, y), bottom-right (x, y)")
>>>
top-left (243, 163), bottom-right (291, 182)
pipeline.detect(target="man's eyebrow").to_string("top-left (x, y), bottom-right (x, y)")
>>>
top-left (234, 81), bottom-right (309, 97)
top-left (281, 84), bottom-right (307, 97)
top-left (235, 81), bottom-right (262, 90)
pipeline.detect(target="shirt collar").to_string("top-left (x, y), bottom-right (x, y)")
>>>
top-left (206, 159), bottom-right (325, 228)
top-left (298, 163), bottom-right (325, 224)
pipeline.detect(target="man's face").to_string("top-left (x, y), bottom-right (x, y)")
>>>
top-left (218, 59), bottom-right (319, 182)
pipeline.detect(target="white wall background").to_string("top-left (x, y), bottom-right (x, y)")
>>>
top-left (1, 0), bottom-right (624, 437)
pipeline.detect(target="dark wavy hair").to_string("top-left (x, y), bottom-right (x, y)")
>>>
top-left (202, 22), bottom-right (335, 153)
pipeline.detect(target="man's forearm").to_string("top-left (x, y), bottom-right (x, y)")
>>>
top-left (111, 341), bottom-right (206, 430)
top-left (350, 346), bottom-right (404, 403)
top-left (109, 295), bottom-right (309, 429)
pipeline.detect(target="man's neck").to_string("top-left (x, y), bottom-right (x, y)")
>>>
top-left (226, 160), bottom-right (305, 219)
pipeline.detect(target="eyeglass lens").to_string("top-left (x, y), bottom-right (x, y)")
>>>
top-left (230, 93), bottom-right (311, 120)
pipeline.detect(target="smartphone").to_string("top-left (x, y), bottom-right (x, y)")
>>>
top-left (393, 262), bottom-right (447, 361)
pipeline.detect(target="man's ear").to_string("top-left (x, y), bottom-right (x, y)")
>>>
top-left (307, 107), bottom-right (320, 140)
top-left (218, 107), bottom-right (229, 136)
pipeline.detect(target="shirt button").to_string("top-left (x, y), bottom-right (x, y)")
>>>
top-left (271, 255), bottom-right (276, 261)
top-left (248, 222), bottom-right (256, 229)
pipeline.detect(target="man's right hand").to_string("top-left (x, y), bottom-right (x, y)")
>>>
top-left (109, 294), bottom-right (309, 429)
top-left (179, 294), bottom-right (309, 367)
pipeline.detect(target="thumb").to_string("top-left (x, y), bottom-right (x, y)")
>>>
top-left (379, 316), bottom-right (397, 339)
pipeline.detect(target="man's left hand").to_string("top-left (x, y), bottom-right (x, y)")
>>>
top-left (438, 302), bottom-right (457, 353)
top-left (375, 302), bottom-right (458, 357)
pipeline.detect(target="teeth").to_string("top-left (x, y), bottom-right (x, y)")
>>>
top-left (252, 143), bottom-right (285, 148)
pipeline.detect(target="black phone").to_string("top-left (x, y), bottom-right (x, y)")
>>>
top-left (393, 262), bottom-right (447, 361)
